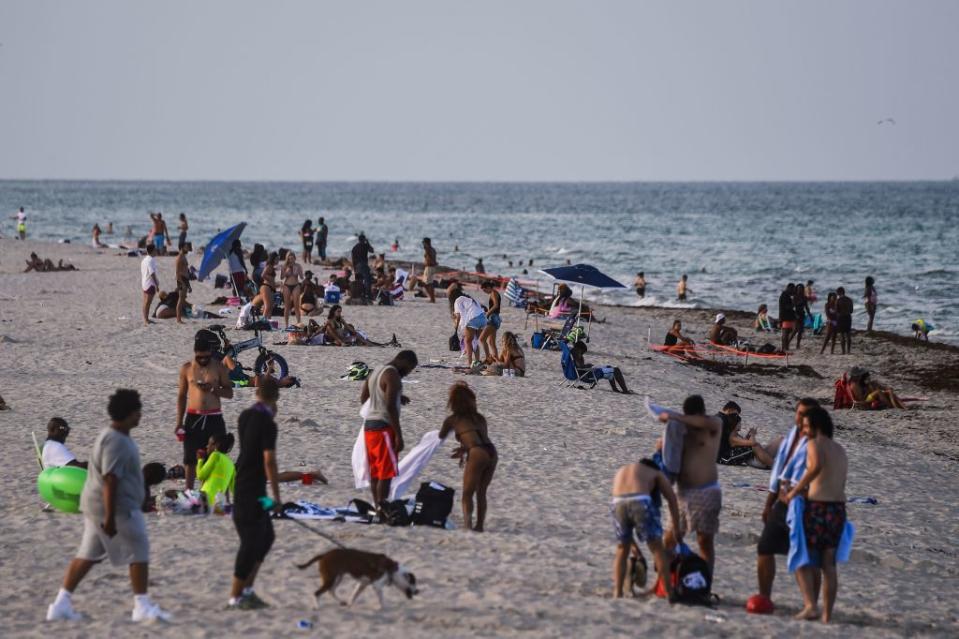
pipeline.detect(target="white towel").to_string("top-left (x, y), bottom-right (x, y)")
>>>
top-left (352, 422), bottom-right (446, 500)
top-left (645, 397), bottom-right (684, 478)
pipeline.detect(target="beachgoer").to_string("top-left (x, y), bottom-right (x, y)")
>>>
top-left (175, 243), bottom-right (191, 324)
top-left (571, 341), bottom-right (630, 393)
top-left (196, 432), bottom-right (237, 510)
top-left (300, 219), bottom-right (315, 264)
top-left (450, 289), bottom-right (488, 366)
top-left (45, 389), bottom-right (172, 622)
top-left (373, 253), bottom-right (386, 273)
top-left (229, 379), bottom-right (283, 610)
top-left (315, 217), bottom-right (328, 262)
top-left (177, 213), bottom-right (188, 250)
top-left (149, 212), bottom-right (169, 255)
top-left (176, 331), bottom-right (233, 490)
top-left (658, 395), bottom-right (723, 572)
top-left (418, 237), bottom-right (438, 303)
top-left (391, 237), bottom-right (399, 252)
top-left (755, 304), bottom-right (774, 332)
top-left (793, 282), bottom-right (811, 349)
top-left (784, 407), bottom-right (847, 623)
top-left (13, 206), bottom-right (28, 239)
top-left (92, 224), bottom-right (106, 249)
top-left (351, 233), bottom-right (375, 301)
top-left (778, 283), bottom-right (796, 352)
top-left (610, 458), bottom-right (682, 599)
top-left (677, 274), bottom-right (688, 301)
top-left (805, 280), bottom-right (817, 303)
top-left (835, 287), bottom-right (853, 354)
top-left (548, 284), bottom-right (575, 319)
top-left (749, 397), bottom-right (820, 615)
top-left (222, 350), bottom-right (300, 389)
top-left (359, 351), bottom-right (418, 509)
top-left (715, 401), bottom-right (777, 468)
top-left (481, 331), bottom-right (526, 377)
top-left (634, 272), bottom-right (646, 298)
top-left (475, 258), bottom-right (486, 274)
top-left (140, 244), bottom-right (159, 326)
top-left (251, 253), bottom-right (278, 320)
top-left (819, 292), bottom-right (839, 354)
top-left (24, 252), bottom-right (45, 272)
top-left (912, 319), bottom-right (933, 342)
top-left (847, 368), bottom-right (905, 409)
top-left (480, 280), bottom-right (501, 362)
top-left (708, 313), bottom-right (738, 346)
top-left (299, 271), bottom-right (322, 316)
top-left (439, 383), bottom-right (497, 531)
top-left (323, 304), bottom-right (378, 346)
top-left (863, 276), bottom-right (877, 333)
top-left (227, 239), bottom-right (249, 297)
top-left (280, 252), bottom-right (304, 327)
top-left (42, 418), bottom-right (87, 469)
top-left (249, 243), bottom-right (267, 287)
top-left (664, 319), bottom-right (695, 355)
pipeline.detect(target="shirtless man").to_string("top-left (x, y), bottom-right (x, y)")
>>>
top-left (359, 350), bottom-right (418, 510)
top-left (174, 244), bottom-right (191, 324)
top-left (708, 314), bottom-right (738, 346)
top-left (835, 287), bottom-right (854, 354)
top-left (676, 274), bottom-right (689, 301)
top-left (611, 458), bottom-right (682, 599)
top-left (416, 238), bottom-right (438, 303)
top-left (149, 212), bottom-right (169, 255)
top-left (786, 407), bottom-right (847, 623)
top-left (658, 395), bottom-right (723, 572)
top-left (176, 331), bottom-right (234, 489)
top-left (633, 272), bottom-right (646, 298)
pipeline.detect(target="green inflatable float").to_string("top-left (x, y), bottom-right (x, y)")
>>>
top-left (38, 466), bottom-right (87, 513)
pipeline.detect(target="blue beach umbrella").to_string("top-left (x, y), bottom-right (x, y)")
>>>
top-left (198, 222), bottom-right (246, 281)
top-left (539, 263), bottom-right (626, 316)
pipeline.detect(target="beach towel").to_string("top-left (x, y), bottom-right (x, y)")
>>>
top-left (352, 412), bottom-right (446, 500)
top-left (786, 496), bottom-right (855, 572)
top-left (279, 500), bottom-right (376, 523)
top-left (645, 397), bottom-right (684, 480)
top-left (768, 426), bottom-right (803, 493)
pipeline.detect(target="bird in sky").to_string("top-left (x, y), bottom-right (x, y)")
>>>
top-left (877, 118), bottom-right (896, 125)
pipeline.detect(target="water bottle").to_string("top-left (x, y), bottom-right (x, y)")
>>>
top-left (297, 619), bottom-right (314, 630)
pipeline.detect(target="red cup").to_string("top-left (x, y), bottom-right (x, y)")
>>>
top-left (176, 428), bottom-right (186, 442)
top-left (301, 473), bottom-right (313, 485)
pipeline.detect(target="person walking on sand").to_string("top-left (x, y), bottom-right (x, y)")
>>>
top-left (480, 280), bottom-right (501, 362)
top-left (177, 213), bottom-right (189, 250)
top-left (676, 274), bottom-right (689, 301)
top-left (835, 287), bottom-right (854, 354)
top-left (793, 282), bottom-right (811, 349)
top-left (819, 292), bottom-right (839, 354)
top-left (746, 397), bottom-right (820, 616)
top-left (46, 389), bottom-right (172, 622)
top-left (228, 378), bottom-right (283, 610)
top-left (411, 237), bottom-right (438, 303)
top-left (610, 457), bottom-right (682, 599)
top-left (140, 244), bottom-right (159, 326)
top-left (359, 350), bottom-right (418, 510)
top-left (863, 276), bottom-right (877, 333)
top-left (778, 283), bottom-right (797, 352)
top-left (351, 233), bottom-right (375, 301)
top-left (174, 243), bottom-right (191, 324)
top-left (176, 331), bottom-right (234, 490)
top-left (316, 216), bottom-right (329, 262)
top-left (439, 383), bottom-right (497, 531)
top-left (658, 395), bottom-right (723, 573)
top-left (13, 206), bottom-right (27, 239)
top-left (785, 407), bottom-right (848, 624)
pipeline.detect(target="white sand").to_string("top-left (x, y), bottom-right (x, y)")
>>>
top-left (1, 238), bottom-right (957, 637)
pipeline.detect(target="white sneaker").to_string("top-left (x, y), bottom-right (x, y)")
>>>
top-left (46, 598), bottom-right (83, 621)
top-left (131, 601), bottom-right (172, 622)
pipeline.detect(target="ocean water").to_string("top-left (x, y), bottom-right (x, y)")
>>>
top-left (2, 180), bottom-right (958, 341)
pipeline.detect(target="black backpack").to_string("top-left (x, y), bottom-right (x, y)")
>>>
top-left (670, 547), bottom-right (718, 606)
top-left (379, 499), bottom-right (412, 526)
top-left (412, 481), bottom-right (454, 527)
top-left (448, 333), bottom-right (460, 352)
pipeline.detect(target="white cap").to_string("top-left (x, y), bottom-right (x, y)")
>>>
top-left (715, 313), bottom-right (726, 323)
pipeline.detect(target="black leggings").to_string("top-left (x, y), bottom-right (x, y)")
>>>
top-left (234, 516), bottom-right (275, 580)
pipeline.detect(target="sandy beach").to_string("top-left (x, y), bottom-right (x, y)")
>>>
top-left (1, 237), bottom-right (958, 638)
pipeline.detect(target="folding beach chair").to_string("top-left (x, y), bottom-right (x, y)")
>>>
top-left (504, 278), bottom-right (528, 309)
top-left (559, 341), bottom-right (597, 389)
top-left (539, 314), bottom-right (580, 351)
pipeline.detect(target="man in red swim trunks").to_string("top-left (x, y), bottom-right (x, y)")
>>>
top-left (359, 350), bottom-right (418, 511)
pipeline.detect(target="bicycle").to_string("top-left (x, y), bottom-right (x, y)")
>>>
top-left (205, 322), bottom-right (290, 381)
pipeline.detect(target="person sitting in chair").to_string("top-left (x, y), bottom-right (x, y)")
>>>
top-left (42, 418), bottom-right (88, 469)
top-left (708, 313), bottom-right (738, 346)
top-left (570, 340), bottom-right (630, 393)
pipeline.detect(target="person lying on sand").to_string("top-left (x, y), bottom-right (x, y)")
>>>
top-left (610, 457), bottom-right (682, 599)
top-left (23, 253), bottom-right (73, 272)
top-left (323, 304), bottom-right (396, 347)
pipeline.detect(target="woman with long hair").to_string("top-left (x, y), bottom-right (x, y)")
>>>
top-left (227, 239), bottom-right (249, 297)
top-left (439, 382), bottom-right (497, 531)
top-left (280, 251), bottom-right (304, 327)
top-left (300, 219), bottom-right (315, 264)
top-left (299, 270), bottom-right (322, 317)
top-left (480, 280), bottom-right (501, 362)
top-left (820, 291), bottom-right (839, 355)
top-left (480, 331), bottom-right (525, 376)
top-left (449, 288), bottom-right (488, 366)
top-left (864, 276), bottom-right (877, 333)
top-left (177, 213), bottom-right (189, 250)
top-left (251, 252), bottom-right (278, 320)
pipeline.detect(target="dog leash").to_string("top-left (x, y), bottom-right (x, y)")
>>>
top-left (284, 516), bottom-right (347, 549)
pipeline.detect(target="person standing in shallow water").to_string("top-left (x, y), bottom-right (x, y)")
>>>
top-left (676, 274), bottom-right (688, 301)
top-left (863, 276), bottom-right (877, 333)
top-left (778, 283), bottom-right (796, 352)
top-left (835, 287), bottom-right (854, 354)
top-left (634, 272), bottom-right (646, 298)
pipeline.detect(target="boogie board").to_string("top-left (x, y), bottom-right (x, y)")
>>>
top-left (38, 466), bottom-right (87, 513)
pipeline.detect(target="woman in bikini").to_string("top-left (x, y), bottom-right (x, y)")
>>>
top-left (177, 213), bottom-right (189, 250)
top-left (227, 239), bottom-right (249, 297)
top-left (663, 319), bottom-right (696, 356)
top-left (299, 271), bottom-right (322, 317)
top-left (323, 304), bottom-right (378, 346)
top-left (820, 291), bottom-right (839, 355)
top-left (280, 251), bottom-right (304, 327)
top-left (480, 331), bottom-right (526, 376)
top-left (438, 382), bottom-right (497, 532)
top-left (251, 252), bottom-right (278, 320)
top-left (480, 280), bottom-right (502, 363)
top-left (864, 276), bottom-right (878, 333)
top-left (300, 219), bottom-right (315, 264)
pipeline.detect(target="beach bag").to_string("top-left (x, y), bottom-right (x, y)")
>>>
top-left (449, 333), bottom-right (461, 352)
top-left (758, 343), bottom-right (777, 355)
top-left (412, 481), bottom-right (454, 527)
top-left (530, 331), bottom-right (546, 349)
top-left (380, 499), bottom-right (413, 527)
top-left (214, 274), bottom-right (229, 289)
top-left (670, 544), bottom-right (717, 606)
top-left (376, 290), bottom-right (394, 306)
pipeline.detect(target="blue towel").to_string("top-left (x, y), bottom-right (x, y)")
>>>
top-left (768, 426), bottom-right (802, 493)
top-left (787, 496), bottom-right (856, 572)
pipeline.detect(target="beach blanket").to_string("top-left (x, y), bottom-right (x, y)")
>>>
top-left (787, 496), bottom-right (855, 572)
top-left (279, 500), bottom-right (375, 524)
top-left (645, 397), bottom-right (684, 480)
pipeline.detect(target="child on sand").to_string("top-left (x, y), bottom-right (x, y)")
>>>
top-left (611, 458), bottom-right (682, 599)
top-left (785, 408), bottom-right (848, 623)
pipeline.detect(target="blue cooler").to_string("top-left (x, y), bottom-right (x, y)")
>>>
top-left (325, 290), bottom-right (341, 304)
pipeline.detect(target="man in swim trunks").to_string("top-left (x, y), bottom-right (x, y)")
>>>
top-left (611, 458), bottom-right (682, 599)
top-left (835, 287), bottom-right (854, 354)
top-left (174, 243), bottom-right (191, 324)
top-left (140, 244), bottom-right (159, 326)
top-left (658, 395), bottom-right (723, 573)
top-left (315, 216), bottom-right (328, 262)
top-left (784, 407), bottom-right (847, 623)
top-left (708, 313), bottom-right (738, 346)
top-left (176, 331), bottom-right (234, 490)
top-left (778, 283), bottom-right (796, 352)
top-left (747, 397), bottom-right (819, 615)
top-left (359, 350), bottom-right (418, 512)
top-left (15, 206), bottom-right (27, 239)
top-left (149, 212), bottom-right (169, 255)
top-left (634, 272), bottom-right (646, 298)
top-left (676, 274), bottom-right (688, 301)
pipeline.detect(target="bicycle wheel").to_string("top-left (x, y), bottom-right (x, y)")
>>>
top-left (254, 351), bottom-right (289, 379)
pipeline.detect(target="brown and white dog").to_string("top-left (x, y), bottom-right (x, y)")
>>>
top-left (297, 548), bottom-right (418, 608)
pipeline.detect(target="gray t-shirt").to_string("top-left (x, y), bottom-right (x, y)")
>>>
top-left (80, 427), bottom-right (144, 518)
